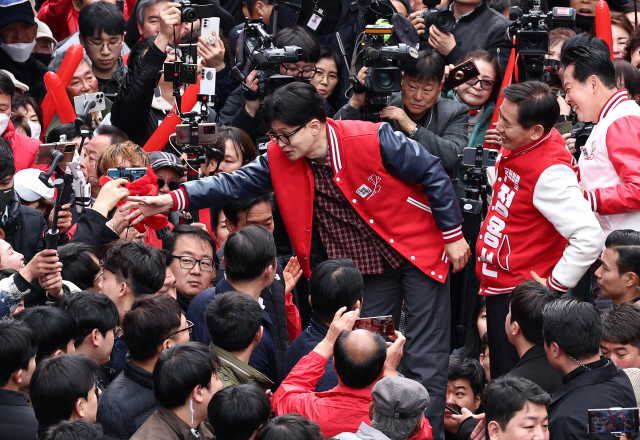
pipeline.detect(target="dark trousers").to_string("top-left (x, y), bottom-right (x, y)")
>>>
top-left (362, 260), bottom-right (450, 440)
top-left (485, 294), bottom-right (520, 379)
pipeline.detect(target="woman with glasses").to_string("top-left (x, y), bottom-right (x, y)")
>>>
top-left (310, 46), bottom-right (345, 117)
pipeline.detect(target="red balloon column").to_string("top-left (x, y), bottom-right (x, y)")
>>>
top-left (43, 72), bottom-right (77, 125)
top-left (595, 0), bottom-right (614, 59)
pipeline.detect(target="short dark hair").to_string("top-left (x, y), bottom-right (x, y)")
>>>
top-left (15, 306), bottom-right (76, 364)
top-left (46, 122), bottom-right (90, 144)
top-left (605, 229), bottom-right (640, 277)
top-left (0, 138), bottom-right (16, 181)
top-left (309, 259), bottom-right (363, 323)
top-left (209, 384), bottom-right (272, 440)
top-left (12, 95), bottom-right (42, 126)
top-left (206, 291), bottom-right (263, 352)
top-left (261, 82), bottom-right (327, 128)
top-left (78, 1), bottom-right (125, 38)
top-left (602, 303), bottom-right (640, 351)
top-left (222, 194), bottom-right (275, 226)
top-left (273, 26), bottom-right (320, 63)
top-left (484, 376), bottom-right (550, 431)
top-left (458, 49), bottom-right (501, 102)
top-left (257, 414), bottom-right (323, 440)
top-left (31, 354), bottom-right (99, 430)
top-left (123, 293), bottom-right (182, 362)
top-left (43, 420), bottom-right (103, 440)
top-left (501, 81), bottom-right (560, 133)
top-left (0, 71), bottom-right (15, 97)
top-left (94, 124), bottom-right (128, 144)
top-left (614, 60), bottom-right (640, 102)
top-left (448, 355), bottom-right (485, 397)
top-left (58, 291), bottom-right (119, 347)
top-left (103, 240), bottom-right (166, 296)
top-left (0, 318), bottom-right (38, 388)
top-left (509, 281), bottom-right (558, 346)
top-left (561, 33), bottom-right (611, 59)
top-left (224, 225), bottom-right (277, 282)
top-left (334, 330), bottom-right (386, 388)
top-left (58, 243), bottom-right (101, 290)
top-left (163, 224), bottom-right (216, 259)
top-left (403, 47), bottom-right (445, 83)
top-left (137, 0), bottom-right (168, 24)
top-left (561, 45), bottom-right (617, 89)
top-left (542, 298), bottom-right (602, 361)
top-left (153, 342), bottom-right (220, 408)
top-left (212, 126), bottom-right (258, 166)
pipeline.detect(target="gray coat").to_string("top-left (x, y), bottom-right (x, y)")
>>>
top-left (334, 93), bottom-right (469, 177)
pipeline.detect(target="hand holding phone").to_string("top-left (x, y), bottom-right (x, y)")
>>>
top-left (445, 404), bottom-right (463, 416)
top-left (353, 316), bottom-right (395, 337)
top-left (443, 59), bottom-right (480, 91)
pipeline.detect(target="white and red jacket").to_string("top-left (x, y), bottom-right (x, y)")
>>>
top-left (476, 129), bottom-right (603, 294)
top-left (580, 89), bottom-right (640, 239)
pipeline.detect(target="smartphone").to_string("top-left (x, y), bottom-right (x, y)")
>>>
top-left (34, 142), bottom-right (76, 165)
top-left (462, 147), bottom-right (498, 167)
top-left (175, 123), bottom-right (217, 145)
top-left (587, 408), bottom-right (640, 434)
top-left (107, 167), bottom-right (147, 182)
top-left (353, 316), bottom-right (395, 337)
top-left (201, 17), bottom-right (220, 45)
top-left (178, 43), bottom-right (198, 65)
top-left (200, 67), bottom-right (216, 96)
top-left (443, 59), bottom-right (480, 91)
top-left (445, 404), bottom-right (462, 416)
top-left (73, 92), bottom-right (106, 116)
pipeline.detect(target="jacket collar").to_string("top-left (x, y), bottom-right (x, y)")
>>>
top-left (446, 0), bottom-right (487, 23)
top-left (209, 343), bottom-right (274, 387)
top-left (2, 192), bottom-right (21, 228)
top-left (123, 357), bottom-right (154, 389)
top-left (326, 121), bottom-right (343, 175)
top-left (355, 422), bottom-right (393, 440)
top-left (0, 389), bottom-right (30, 406)
top-left (216, 279), bottom-right (273, 325)
top-left (155, 405), bottom-right (211, 439)
top-left (507, 131), bottom-right (552, 156)
top-left (598, 89), bottom-right (630, 122)
top-left (550, 357), bottom-right (616, 408)
top-left (514, 344), bottom-right (548, 368)
top-left (316, 384), bottom-right (375, 400)
top-left (308, 317), bottom-right (330, 335)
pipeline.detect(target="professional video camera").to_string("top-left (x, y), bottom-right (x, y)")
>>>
top-left (418, 0), bottom-right (455, 42)
top-left (351, 24), bottom-right (418, 121)
top-left (231, 20), bottom-right (303, 98)
top-left (507, 0), bottom-right (575, 84)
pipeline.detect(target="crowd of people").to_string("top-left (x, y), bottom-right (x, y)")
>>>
top-left (2, 0), bottom-right (640, 437)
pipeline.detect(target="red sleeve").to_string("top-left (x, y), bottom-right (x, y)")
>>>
top-left (123, 0), bottom-right (136, 21)
top-left (409, 418), bottom-right (433, 440)
top-left (37, 0), bottom-right (73, 40)
top-left (594, 116), bottom-right (640, 215)
top-left (271, 351), bottom-right (327, 418)
top-left (285, 292), bottom-right (302, 342)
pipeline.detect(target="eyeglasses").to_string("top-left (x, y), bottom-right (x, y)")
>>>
top-left (172, 255), bottom-right (215, 272)
top-left (85, 39), bottom-right (123, 52)
top-left (266, 123), bottom-right (307, 146)
top-left (281, 65), bottom-right (317, 79)
top-left (466, 76), bottom-right (495, 91)
top-left (167, 320), bottom-right (195, 339)
top-left (113, 326), bottom-right (122, 340)
top-left (92, 268), bottom-right (104, 283)
top-left (157, 179), bottom-right (181, 191)
top-left (314, 71), bottom-right (339, 82)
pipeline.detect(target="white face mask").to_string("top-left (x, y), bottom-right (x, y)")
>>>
top-left (0, 113), bottom-right (9, 135)
top-left (1, 40), bottom-right (36, 63)
top-left (27, 121), bottom-right (41, 140)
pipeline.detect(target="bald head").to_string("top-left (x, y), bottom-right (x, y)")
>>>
top-left (334, 329), bottom-right (387, 389)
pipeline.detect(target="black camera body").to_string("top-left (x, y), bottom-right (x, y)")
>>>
top-left (360, 24), bottom-right (418, 120)
top-left (177, 1), bottom-right (215, 22)
top-left (508, 0), bottom-right (575, 84)
top-left (570, 121), bottom-right (595, 160)
top-left (418, 0), bottom-right (455, 41)
top-left (164, 61), bottom-right (199, 85)
top-left (232, 20), bottom-right (303, 98)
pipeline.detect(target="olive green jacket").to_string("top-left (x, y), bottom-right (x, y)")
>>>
top-left (209, 343), bottom-right (274, 391)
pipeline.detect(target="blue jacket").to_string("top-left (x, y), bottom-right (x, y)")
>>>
top-left (283, 318), bottom-right (338, 392)
top-left (187, 278), bottom-right (283, 390)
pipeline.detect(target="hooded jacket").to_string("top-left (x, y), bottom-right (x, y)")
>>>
top-left (2, 192), bottom-right (47, 263)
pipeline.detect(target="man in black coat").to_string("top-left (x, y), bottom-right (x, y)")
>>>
top-left (506, 281), bottom-right (564, 395)
top-left (544, 298), bottom-right (636, 440)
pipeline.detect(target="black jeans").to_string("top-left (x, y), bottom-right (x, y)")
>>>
top-left (362, 259), bottom-right (450, 440)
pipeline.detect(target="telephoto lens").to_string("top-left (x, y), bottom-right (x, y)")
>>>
top-left (419, 8), bottom-right (455, 40)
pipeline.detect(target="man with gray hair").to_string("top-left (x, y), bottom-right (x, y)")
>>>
top-left (332, 376), bottom-right (433, 440)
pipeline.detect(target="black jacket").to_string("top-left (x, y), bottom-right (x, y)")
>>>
top-left (548, 357), bottom-right (636, 440)
top-left (0, 50), bottom-right (48, 102)
top-left (70, 208), bottom-right (119, 255)
top-left (444, 417), bottom-right (481, 440)
top-left (2, 193), bottom-right (47, 263)
top-left (99, 57), bottom-right (128, 96)
top-left (508, 344), bottom-right (564, 396)
top-left (97, 358), bottom-right (157, 440)
top-left (0, 389), bottom-right (38, 440)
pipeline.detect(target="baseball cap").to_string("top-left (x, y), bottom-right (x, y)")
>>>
top-left (35, 18), bottom-right (57, 47)
top-left (14, 168), bottom-right (54, 202)
top-left (149, 152), bottom-right (185, 178)
top-left (0, 69), bottom-right (29, 93)
top-left (371, 376), bottom-right (430, 419)
top-left (0, 0), bottom-right (35, 31)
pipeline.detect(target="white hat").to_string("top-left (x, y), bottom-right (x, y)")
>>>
top-left (14, 168), bottom-right (54, 202)
top-left (35, 18), bottom-right (57, 47)
top-left (0, 70), bottom-right (29, 93)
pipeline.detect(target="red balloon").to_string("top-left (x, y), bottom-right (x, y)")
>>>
top-left (595, 0), bottom-right (614, 60)
top-left (43, 72), bottom-right (77, 125)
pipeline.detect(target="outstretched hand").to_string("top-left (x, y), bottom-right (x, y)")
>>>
top-left (121, 194), bottom-right (175, 226)
top-left (283, 256), bottom-right (303, 293)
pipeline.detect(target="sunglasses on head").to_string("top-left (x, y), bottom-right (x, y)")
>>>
top-left (157, 179), bottom-right (181, 191)
top-left (466, 76), bottom-right (495, 91)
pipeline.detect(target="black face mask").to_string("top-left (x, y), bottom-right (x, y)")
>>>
top-left (31, 52), bottom-right (52, 67)
top-left (575, 14), bottom-right (596, 33)
top-left (0, 186), bottom-right (14, 217)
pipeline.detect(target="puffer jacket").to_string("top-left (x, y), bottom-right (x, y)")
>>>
top-left (2, 121), bottom-right (43, 173)
top-left (2, 193), bottom-right (47, 263)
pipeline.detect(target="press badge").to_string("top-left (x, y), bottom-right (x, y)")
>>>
top-left (307, 8), bottom-right (324, 31)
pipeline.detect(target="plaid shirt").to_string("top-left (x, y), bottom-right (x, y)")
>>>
top-left (310, 150), bottom-right (405, 275)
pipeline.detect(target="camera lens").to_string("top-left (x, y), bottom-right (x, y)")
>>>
top-left (525, 35), bottom-right (543, 49)
top-left (435, 12), bottom-right (455, 32)
top-left (375, 71), bottom-right (395, 89)
top-left (182, 7), bottom-right (198, 22)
